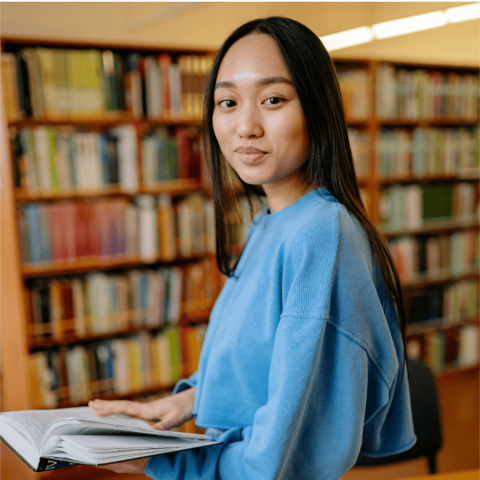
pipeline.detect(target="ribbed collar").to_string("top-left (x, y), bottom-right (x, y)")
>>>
top-left (258, 187), bottom-right (330, 230)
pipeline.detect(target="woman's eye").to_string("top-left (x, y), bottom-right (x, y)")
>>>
top-left (264, 97), bottom-right (282, 105)
top-left (218, 99), bottom-right (236, 108)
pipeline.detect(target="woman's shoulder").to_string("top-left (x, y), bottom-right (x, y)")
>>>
top-left (282, 189), bottom-right (364, 250)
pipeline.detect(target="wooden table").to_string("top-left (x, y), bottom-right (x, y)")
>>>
top-left (395, 470), bottom-right (479, 480)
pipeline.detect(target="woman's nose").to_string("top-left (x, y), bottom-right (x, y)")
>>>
top-left (236, 105), bottom-right (264, 138)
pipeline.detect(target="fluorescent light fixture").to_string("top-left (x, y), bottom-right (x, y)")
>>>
top-left (445, 3), bottom-right (480, 23)
top-left (320, 26), bottom-right (374, 51)
top-left (372, 11), bottom-right (447, 39)
top-left (320, 3), bottom-right (479, 51)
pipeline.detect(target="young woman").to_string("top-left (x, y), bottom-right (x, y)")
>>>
top-left (89, 17), bottom-right (416, 479)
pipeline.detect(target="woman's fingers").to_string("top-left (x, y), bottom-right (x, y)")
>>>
top-left (89, 388), bottom-right (196, 428)
top-left (89, 399), bottom-right (151, 419)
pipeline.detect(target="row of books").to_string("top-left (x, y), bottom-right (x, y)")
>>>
top-left (142, 127), bottom-right (202, 186)
top-left (405, 280), bottom-right (478, 326)
top-left (12, 125), bottom-right (203, 195)
top-left (17, 193), bottom-right (215, 264)
top-left (376, 64), bottom-right (480, 120)
top-left (407, 324), bottom-right (478, 373)
top-left (443, 281), bottom-right (479, 323)
top-left (28, 258), bottom-right (220, 341)
top-left (377, 126), bottom-right (479, 178)
top-left (29, 326), bottom-right (188, 407)
top-left (389, 230), bottom-right (479, 281)
top-left (380, 182), bottom-right (478, 230)
top-left (337, 69), bottom-right (370, 120)
top-left (1, 49), bottom-right (213, 120)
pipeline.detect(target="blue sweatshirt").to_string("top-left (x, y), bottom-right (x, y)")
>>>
top-left (145, 187), bottom-right (416, 480)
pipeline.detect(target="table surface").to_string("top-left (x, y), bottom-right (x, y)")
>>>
top-left (395, 470), bottom-right (479, 480)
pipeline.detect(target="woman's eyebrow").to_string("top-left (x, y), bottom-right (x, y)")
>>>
top-left (214, 76), bottom-right (293, 90)
top-left (255, 76), bottom-right (293, 87)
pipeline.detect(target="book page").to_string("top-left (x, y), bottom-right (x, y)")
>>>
top-left (1, 407), bottom-right (148, 451)
top-left (44, 435), bottom-right (220, 466)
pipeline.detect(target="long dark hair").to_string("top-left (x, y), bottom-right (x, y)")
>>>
top-left (203, 16), bottom-right (407, 363)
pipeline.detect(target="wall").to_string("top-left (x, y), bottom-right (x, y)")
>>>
top-left (1, 2), bottom-right (479, 66)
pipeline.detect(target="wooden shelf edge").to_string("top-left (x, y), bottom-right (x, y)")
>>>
top-left (406, 316), bottom-right (479, 335)
top-left (380, 217), bottom-right (480, 237)
top-left (379, 174), bottom-right (480, 185)
top-left (401, 270), bottom-right (479, 289)
top-left (15, 179), bottom-right (205, 202)
top-left (52, 381), bottom-right (179, 409)
top-left (7, 115), bottom-right (204, 128)
top-left (378, 117), bottom-right (480, 126)
top-left (28, 312), bottom-right (211, 351)
top-left (21, 252), bottom-right (215, 278)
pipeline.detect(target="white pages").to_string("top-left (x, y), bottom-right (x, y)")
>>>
top-left (0, 406), bottom-right (219, 470)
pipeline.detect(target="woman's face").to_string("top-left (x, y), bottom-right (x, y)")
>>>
top-left (212, 34), bottom-right (310, 200)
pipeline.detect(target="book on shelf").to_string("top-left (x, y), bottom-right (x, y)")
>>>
top-left (28, 260), bottom-right (219, 341)
top-left (347, 128), bottom-right (369, 179)
top-left (389, 229), bottom-right (479, 281)
top-left (29, 327), bottom-right (184, 407)
top-left (0, 406), bottom-right (219, 472)
top-left (182, 324), bottom-right (208, 375)
top-left (457, 325), bottom-right (479, 367)
top-left (407, 323), bottom-right (479, 373)
top-left (1, 53), bottom-right (24, 121)
top-left (376, 63), bottom-right (480, 120)
top-left (13, 125), bottom-right (205, 196)
top-left (381, 182), bottom-right (478, 231)
top-left (443, 281), bottom-right (479, 323)
top-left (17, 192), bottom-right (216, 265)
top-left (336, 68), bottom-right (370, 120)
top-left (2, 46), bottom-right (214, 120)
top-left (377, 126), bottom-right (479, 179)
top-left (404, 280), bottom-right (478, 327)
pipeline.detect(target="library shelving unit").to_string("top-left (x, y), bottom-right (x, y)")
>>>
top-left (324, 58), bottom-right (479, 376)
top-left (0, 36), bottom-right (221, 480)
top-left (336, 58), bottom-right (479, 379)
top-left (0, 35), bottom-right (478, 479)
top-left (372, 59), bottom-right (479, 377)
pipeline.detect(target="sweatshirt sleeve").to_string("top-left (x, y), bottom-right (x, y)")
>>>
top-left (145, 316), bottom-right (382, 480)
top-left (172, 371), bottom-right (198, 395)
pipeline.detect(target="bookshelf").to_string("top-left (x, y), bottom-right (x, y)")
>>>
top-left (372, 59), bottom-right (479, 374)
top-left (0, 36), bottom-right (478, 479)
top-left (0, 36), bottom-right (222, 480)
top-left (334, 58), bottom-right (479, 374)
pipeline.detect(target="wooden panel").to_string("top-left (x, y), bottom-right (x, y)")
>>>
top-left (0, 105), bottom-right (30, 412)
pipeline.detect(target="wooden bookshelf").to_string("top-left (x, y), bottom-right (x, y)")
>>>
top-left (335, 57), bottom-right (480, 376)
top-left (0, 36), bottom-right (219, 480)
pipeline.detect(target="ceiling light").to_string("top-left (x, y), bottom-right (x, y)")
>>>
top-left (372, 11), bottom-right (448, 39)
top-left (445, 3), bottom-right (480, 23)
top-left (320, 26), bottom-right (374, 51)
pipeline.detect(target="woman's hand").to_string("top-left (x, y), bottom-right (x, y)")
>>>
top-left (89, 387), bottom-right (196, 431)
top-left (96, 456), bottom-right (150, 474)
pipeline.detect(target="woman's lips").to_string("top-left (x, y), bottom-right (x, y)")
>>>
top-left (234, 147), bottom-right (267, 164)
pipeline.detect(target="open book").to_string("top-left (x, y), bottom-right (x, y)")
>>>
top-left (0, 406), bottom-right (220, 472)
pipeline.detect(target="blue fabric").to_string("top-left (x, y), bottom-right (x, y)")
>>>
top-left (145, 187), bottom-right (416, 480)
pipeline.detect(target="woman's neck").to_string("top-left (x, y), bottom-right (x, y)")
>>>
top-left (263, 175), bottom-right (315, 214)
